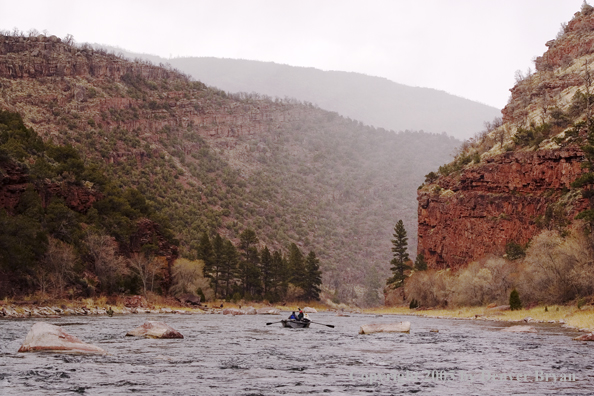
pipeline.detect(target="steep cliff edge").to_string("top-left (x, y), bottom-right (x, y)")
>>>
top-left (418, 5), bottom-right (594, 269)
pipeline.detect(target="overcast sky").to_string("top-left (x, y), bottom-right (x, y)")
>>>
top-left (0, 0), bottom-right (586, 109)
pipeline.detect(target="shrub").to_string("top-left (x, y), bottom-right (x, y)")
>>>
top-left (505, 241), bottom-right (526, 260)
top-left (509, 289), bottom-right (522, 311)
top-left (170, 258), bottom-right (213, 300)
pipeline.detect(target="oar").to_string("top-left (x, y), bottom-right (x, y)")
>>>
top-left (309, 321), bottom-right (335, 328)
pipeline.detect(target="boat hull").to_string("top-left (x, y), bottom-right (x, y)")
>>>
top-left (281, 320), bottom-right (311, 328)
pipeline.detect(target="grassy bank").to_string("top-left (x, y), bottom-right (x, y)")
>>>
top-left (365, 305), bottom-right (594, 332)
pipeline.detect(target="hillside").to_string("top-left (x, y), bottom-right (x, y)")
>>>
top-left (417, 3), bottom-right (594, 270)
top-left (97, 48), bottom-right (499, 140)
top-left (0, 33), bottom-right (460, 304)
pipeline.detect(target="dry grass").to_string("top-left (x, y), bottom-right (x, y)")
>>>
top-left (364, 305), bottom-right (594, 331)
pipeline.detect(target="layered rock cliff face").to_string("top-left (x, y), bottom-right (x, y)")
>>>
top-left (418, 5), bottom-right (594, 269)
top-left (0, 161), bottom-right (100, 213)
top-left (418, 148), bottom-right (587, 268)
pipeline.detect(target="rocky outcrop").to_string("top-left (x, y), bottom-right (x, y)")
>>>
top-left (0, 161), bottom-right (101, 214)
top-left (125, 321), bottom-right (184, 339)
top-left (418, 6), bottom-right (594, 269)
top-left (418, 148), bottom-right (587, 269)
top-left (359, 322), bottom-right (411, 334)
top-left (18, 322), bottom-right (106, 354)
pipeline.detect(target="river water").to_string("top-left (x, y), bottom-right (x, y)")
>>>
top-left (0, 312), bottom-right (593, 395)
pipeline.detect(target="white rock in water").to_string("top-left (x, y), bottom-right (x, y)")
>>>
top-left (256, 308), bottom-right (280, 315)
top-left (303, 307), bottom-right (317, 313)
top-left (223, 308), bottom-right (244, 315)
top-left (359, 322), bottom-right (411, 334)
top-left (573, 333), bottom-right (594, 341)
top-left (18, 322), bottom-right (106, 354)
top-left (126, 321), bottom-right (184, 339)
top-left (500, 325), bottom-right (537, 333)
top-left (242, 306), bottom-right (257, 315)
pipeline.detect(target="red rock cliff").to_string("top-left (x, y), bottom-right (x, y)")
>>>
top-left (418, 6), bottom-right (594, 269)
top-left (417, 148), bottom-right (587, 269)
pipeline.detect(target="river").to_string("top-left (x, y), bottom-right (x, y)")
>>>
top-left (0, 312), bottom-right (592, 395)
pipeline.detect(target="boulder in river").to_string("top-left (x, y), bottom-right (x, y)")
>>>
top-left (500, 325), bottom-right (537, 333)
top-left (359, 322), bottom-right (411, 334)
top-left (242, 306), bottom-right (257, 315)
top-left (18, 322), bottom-right (106, 354)
top-left (223, 308), bottom-right (244, 315)
top-left (573, 333), bottom-right (594, 341)
top-left (126, 321), bottom-right (184, 339)
top-left (256, 307), bottom-right (280, 315)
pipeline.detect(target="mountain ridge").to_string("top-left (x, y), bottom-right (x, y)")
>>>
top-left (92, 46), bottom-right (500, 140)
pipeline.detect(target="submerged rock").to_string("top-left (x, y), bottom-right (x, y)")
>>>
top-left (256, 308), bottom-right (280, 315)
top-left (242, 306), bottom-right (257, 315)
top-left (18, 322), bottom-right (106, 354)
top-left (223, 308), bottom-right (244, 315)
top-left (500, 325), bottom-right (537, 333)
top-left (573, 333), bottom-right (594, 341)
top-left (359, 322), bottom-right (411, 334)
top-left (126, 321), bottom-right (184, 339)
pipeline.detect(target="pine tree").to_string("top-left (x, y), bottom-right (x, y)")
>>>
top-left (197, 232), bottom-right (214, 277)
top-left (509, 289), bottom-right (522, 311)
top-left (386, 220), bottom-right (411, 288)
top-left (288, 243), bottom-right (306, 289)
top-left (303, 251), bottom-right (322, 301)
top-left (220, 239), bottom-right (238, 299)
top-left (414, 253), bottom-right (427, 271)
top-left (271, 250), bottom-right (289, 300)
top-left (260, 246), bottom-right (273, 297)
top-left (238, 228), bottom-right (261, 297)
top-left (210, 233), bottom-right (225, 298)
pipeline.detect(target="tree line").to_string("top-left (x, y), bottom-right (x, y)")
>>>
top-left (197, 229), bottom-right (322, 302)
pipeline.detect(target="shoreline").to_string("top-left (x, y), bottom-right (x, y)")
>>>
top-left (0, 297), bottom-right (330, 319)
top-left (2, 298), bottom-right (593, 336)
top-left (367, 305), bottom-right (594, 334)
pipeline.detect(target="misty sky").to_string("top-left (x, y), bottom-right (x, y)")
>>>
top-left (0, 0), bottom-right (585, 109)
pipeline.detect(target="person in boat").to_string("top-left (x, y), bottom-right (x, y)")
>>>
top-left (297, 308), bottom-right (304, 321)
top-left (289, 311), bottom-right (297, 320)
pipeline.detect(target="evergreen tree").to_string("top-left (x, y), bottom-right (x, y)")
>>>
top-left (197, 232), bottom-right (214, 279)
top-left (209, 233), bottom-right (224, 298)
top-left (509, 289), bottom-right (522, 311)
top-left (260, 246), bottom-right (273, 297)
top-left (414, 253), bottom-right (427, 271)
top-left (271, 250), bottom-right (289, 300)
top-left (220, 239), bottom-right (238, 299)
top-left (303, 251), bottom-right (322, 301)
top-left (386, 220), bottom-right (411, 288)
top-left (288, 243), bottom-right (306, 289)
top-left (238, 228), bottom-right (261, 297)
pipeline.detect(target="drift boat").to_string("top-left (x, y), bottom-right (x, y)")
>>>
top-left (281, 319), bottom-right (311, 328)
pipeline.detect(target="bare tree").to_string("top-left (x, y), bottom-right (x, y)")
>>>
top-left (128, 253), bottom-right (162, 297)
top-left (85, 232), bottom-right (127, 294)
top-left (44, 237), bottom-right (77, 297)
